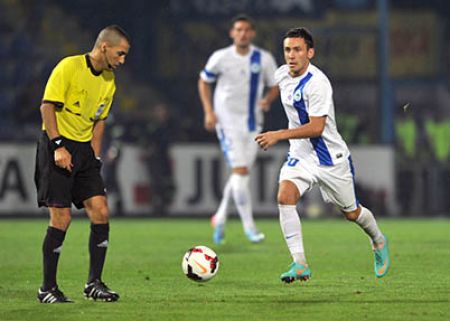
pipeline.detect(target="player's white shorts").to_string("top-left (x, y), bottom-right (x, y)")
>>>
top-left (216, 125), bottom-right (258, 168)
top-left (279, 155), bottom-right (359, 212)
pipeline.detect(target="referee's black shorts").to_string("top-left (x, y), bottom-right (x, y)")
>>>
top-left (34, 132), bottom-right (106, 209)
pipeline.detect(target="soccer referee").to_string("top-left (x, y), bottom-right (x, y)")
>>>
top-left (35, 25), bottom-right (130, 303)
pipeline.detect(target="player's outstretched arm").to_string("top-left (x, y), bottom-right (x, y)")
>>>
top-left (255, 116), bottom-right (326, 150)
top-left (255, 130), bottom-right (283, 150)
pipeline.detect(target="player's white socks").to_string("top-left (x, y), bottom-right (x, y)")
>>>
top-left (355, 206), bottom-right (384, 246)
top-left (214, 176), bottom-right (233, 226)
top-left (230, 173), bottom-right (256, 231)
top-left (279, 204), bottom-right (307, 265)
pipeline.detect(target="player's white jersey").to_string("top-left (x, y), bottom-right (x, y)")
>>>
top-left (200, 45), bottom-right (277, 132)
top-left (275, 63), bottom-right (350, 166)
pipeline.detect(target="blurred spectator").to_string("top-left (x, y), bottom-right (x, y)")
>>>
top-left (134, 102), bottom-right (177, 216)
top-left (395, 112), bottom-right (423, 215)
top-left (14, 78), bottom-right (43, 125)
top-left (337, 112), bottom-right (370, 144)
top-left (102, 115), bottom-right (126, 216)
top-left (424, 115), bottom-right (450, 214)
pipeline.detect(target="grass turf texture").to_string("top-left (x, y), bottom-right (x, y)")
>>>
top-left (0, 218), bottom-right (449, 321)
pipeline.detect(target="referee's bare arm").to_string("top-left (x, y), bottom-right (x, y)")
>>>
top-left (40, 103), bottom-right (60, 140)
top-left (40, 102), bottom-right (74, 172)
top-left (91, 120), bottom-right (105, 158)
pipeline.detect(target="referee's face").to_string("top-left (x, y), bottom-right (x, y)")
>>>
top-left (104, 38), bottom-right (130, 71)
top-left (283, 37), bottom-right (315, 77)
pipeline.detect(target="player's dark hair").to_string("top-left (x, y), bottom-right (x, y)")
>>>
top-left (230, 14), bottom-right (255, 30)
top-left (283, 27), bottom-right (314, 49)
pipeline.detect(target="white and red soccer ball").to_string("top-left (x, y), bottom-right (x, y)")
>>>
top-left (182, 246), bottom-right (219, 282)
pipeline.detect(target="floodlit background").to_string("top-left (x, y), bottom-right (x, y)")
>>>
top-left (0, 0), bottom-right (448, 217)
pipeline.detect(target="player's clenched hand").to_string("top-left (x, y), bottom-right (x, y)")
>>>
top-left (204, 111), bottom-right (217, 132)
top-left (258, 98), bottom-right (270, 112)
top-left (255, 131), bottom-right (281, 150)
top-left (54, 147), bottom-right (74, 172)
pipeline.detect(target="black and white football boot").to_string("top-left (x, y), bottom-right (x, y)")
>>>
top-left (37, 286), bottom-right (73, 303)
top-left (83, 280), bottom-right (120, 302)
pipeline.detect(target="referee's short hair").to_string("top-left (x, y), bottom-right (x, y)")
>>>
top-left (95, 25), bottom-right (130, 47)
top-left (283, 28), bottom-right (314, 49)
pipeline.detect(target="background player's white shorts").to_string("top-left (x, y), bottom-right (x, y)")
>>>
top-left (216, 126), bottom-right (258, 168)
top-left (279, 156), bottom-right (359, 212)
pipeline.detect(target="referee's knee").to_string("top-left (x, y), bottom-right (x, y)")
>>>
top-left (92, 206), bottom-right (110, 224)
top-left (85, 196), bottom-right (110, 223)
top-left (49, 208), bottom-right (71, 231)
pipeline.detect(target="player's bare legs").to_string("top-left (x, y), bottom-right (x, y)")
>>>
top-left (344, 206), bottom-right (390, 278)
top-left (83, 195), bottom-right (119, 301)
top-left (278, 180), bottom-right (311, 282)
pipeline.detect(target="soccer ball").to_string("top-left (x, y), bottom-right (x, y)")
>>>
top-left (181, 245), bottom-right (219, 282)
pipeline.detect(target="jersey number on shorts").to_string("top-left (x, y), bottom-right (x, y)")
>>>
top-left (287, 157), bottom-right (299, 167)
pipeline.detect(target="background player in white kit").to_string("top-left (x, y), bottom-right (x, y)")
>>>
top-left (198, 14), bottom-right (279, 244)
top-left (255, 27), bottom-right (390, 281)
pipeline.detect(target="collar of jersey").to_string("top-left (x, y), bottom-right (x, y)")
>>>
top-left (288, 62), bottom-right (312, 80)
top-left (85, 54), bottom-right (103, 77)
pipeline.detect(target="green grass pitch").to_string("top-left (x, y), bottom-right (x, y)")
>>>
top-left (0, 218), bottom-right (449, 321)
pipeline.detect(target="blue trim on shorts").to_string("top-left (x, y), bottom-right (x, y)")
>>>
top-left (348, 155), bottom-right (360, 207)
top-left (218, 128), bottom-right (231, 165)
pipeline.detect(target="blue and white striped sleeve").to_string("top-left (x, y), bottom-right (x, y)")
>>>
top-left (200, 51), bottom-right (221, 83)
top-left (307, 78), bottom-right (332, 117)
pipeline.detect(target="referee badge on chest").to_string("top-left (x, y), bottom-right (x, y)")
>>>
top-left (293, 89), bottom-right (302, 102)
top-left (250, 62), bottom-right (261, 74)
top-left (90, 103), bottom-right (106, 121)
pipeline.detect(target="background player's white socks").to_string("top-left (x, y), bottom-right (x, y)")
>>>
top-left (230, 173), bottom-right (256, 231)
top-left (355, 206), bottom-right (384, 246)
top-left (279, 204), bottom-right (307, 265)
top-left (214, 176), bottom-right (233, 226)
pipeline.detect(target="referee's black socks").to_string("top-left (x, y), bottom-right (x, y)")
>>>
top-left (42, 226), bottom-right (66, 291)
top-left (88, 223), bottom-right (109, 284)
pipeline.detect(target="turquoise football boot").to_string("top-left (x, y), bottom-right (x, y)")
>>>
top-left (213, 224), bottom-right (225, 245)
top-left (245, 228), bottom-right (265, 243)
top-left (374, 235), bottom-right (390, 278)
top-left (280, 262), bottom-right (311, 283)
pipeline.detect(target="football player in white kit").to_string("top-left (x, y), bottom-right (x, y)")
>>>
top-left (255, 28), bottom-right (390, 281)
top-left (198, 14), bottom-right (279, 244)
